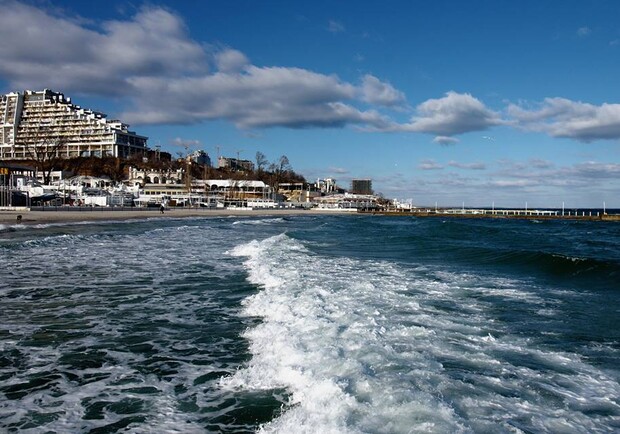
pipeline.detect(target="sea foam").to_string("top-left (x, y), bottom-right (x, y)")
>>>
top-left (227, 232), bottom-right (620, 433)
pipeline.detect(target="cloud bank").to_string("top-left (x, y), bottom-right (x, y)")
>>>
top-left (507, 98), bottom-right (620, 142)
top-left (0, 2), bottom-right (206, 95)
top-left (0, 2), bottom-right (394, 130)
top-left (1, 1), bottom-right (619, 145)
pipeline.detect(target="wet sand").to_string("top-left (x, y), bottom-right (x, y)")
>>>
top-left (0, 208), bottom-right (352, 226)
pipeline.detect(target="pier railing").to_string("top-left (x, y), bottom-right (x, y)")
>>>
top-left (360, 207), bottom-right (620, 221)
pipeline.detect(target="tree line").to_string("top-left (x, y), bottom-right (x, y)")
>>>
top-left (11, 149), bottom-right (306, 188)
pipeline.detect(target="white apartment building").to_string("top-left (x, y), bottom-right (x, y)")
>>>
top-left (0, 89), bottom-right (148, 160)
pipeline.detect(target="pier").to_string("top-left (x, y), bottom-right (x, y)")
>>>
top-left (360, 208), bottom-right (620, 222)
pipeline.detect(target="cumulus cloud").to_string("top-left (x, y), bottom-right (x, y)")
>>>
top-left (126, 66), bottom-right (393, 128)
top-left (433, 136), bottom-right (459, 145)
top-left (360, 74), bottom-right (406, 107)
top-left (215, 49), bottom-right (250, 73)
top-left (389, 92), bottom-right (502, 140)
top-left (418, 159), bottom-right (443, 170)
top-left (508, 98), bottom-right (620, 142)
top-left (0, 2), bottom-right (206, 95)
top-left (123, 67), bottom-right (392, 128)
top-left (0, 1), bottom-right (399, 131)
top-left (448, 161), bottom-right (486, 170)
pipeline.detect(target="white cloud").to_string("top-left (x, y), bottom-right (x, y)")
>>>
top-left (390, 92), bottom-right (502, 139)
top-left (577, 26), bottom-right (591, 37)
top-left (123, 67), bottom-right (391, 129)
top-left (0, 2), bottom-right (398, 131)
top-left (433, 136), bottom-right (459, 145)
top-left (11, 0), bottom-right (615, 152)
top-left (571, 161), bottom-right (620, 178)
top-left (328, 20), bottom-right (345, 33)
top-left (418, 159), bottom-right (443, 170)
top-left (492, 159), bottom-right (620, 189)
top-left (448, 161), bottom-right (486, 170)
top-left (328, 167), bottom-right (350, 174)
top-left (172, 137), bottom-right (202, 148)
top-left (508, 98), bottom-right (620, 142)
top-left (215, 49), bottom-right (250, 73)
top-left (489, 179), bottom-right (539, 188)
top-left (529, 158), bottom-right (554, 169)
top-left (360, 74), bottom-right (406, 107)
top-left (0, 2), bottom-right (206, 95)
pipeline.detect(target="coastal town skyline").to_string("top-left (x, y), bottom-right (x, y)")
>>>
top-left (0, 1), bottom-right (619, 207)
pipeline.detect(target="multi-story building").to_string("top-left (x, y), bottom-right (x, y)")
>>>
top-left (351, 178), bottom-right (373, 195)
top-left (217, 156), bottom-right (255, 172)
top-left (315, 178), bottom-right (338, 194)
top-left (189, 150), bottom-right (211, 166)
top-left (0, 89), bottom-right (148, 160)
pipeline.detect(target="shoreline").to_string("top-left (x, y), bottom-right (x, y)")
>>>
top-left (0, 208), bottom-right (353, 226)
top-left (2, 208), bottom-right (619, 226)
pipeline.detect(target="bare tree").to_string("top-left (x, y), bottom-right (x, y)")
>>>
top-left (255, 151), bottom-right (268, 173)
top-left (277, 155), bottom-right (291, 173)
top-left (23, 126), bottom-right (66, 184)
top-left (268, 155), bottom-right (291, 191)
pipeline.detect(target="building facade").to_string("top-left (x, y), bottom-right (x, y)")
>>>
top-left (217, 156), bottom-right (255, 172)
top-left (315, 178), bottom-right (338, 194)
top-left (127, 166), bottom-right (184, 186)
top-left (0, 89), bottom-right (148, 160)
top-left (351, 178), bottom-right (373, 195)
top-left (189, 150), bottom-right (211, 166)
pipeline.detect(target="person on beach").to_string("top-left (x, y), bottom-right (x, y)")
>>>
top-left (160, 204), bottom-right (165, 214)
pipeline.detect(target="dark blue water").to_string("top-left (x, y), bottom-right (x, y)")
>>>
top-left (0, 215), bottom-right (618, 433)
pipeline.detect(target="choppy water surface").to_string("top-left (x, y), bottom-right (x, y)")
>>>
top-left (1, 215), bottom-right (619, 433)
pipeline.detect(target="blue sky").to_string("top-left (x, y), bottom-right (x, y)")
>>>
top-left (1, 0), bottom-right (619, 207)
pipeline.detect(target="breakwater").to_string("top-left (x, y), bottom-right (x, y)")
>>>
top-left (361, 208), bottom-right (620, 221)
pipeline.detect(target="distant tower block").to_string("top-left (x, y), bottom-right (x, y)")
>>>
top-left (351, 179), bottom-right (373, 195)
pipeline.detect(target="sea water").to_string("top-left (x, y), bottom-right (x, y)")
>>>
top-left (0, 215), bottom-right (618, 433)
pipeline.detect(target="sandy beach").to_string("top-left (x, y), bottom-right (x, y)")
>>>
top-left (0, 207), bottom-right (353, 225)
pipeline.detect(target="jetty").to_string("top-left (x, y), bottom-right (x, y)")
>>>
top-left (359, 207), bottom-right (620, 222)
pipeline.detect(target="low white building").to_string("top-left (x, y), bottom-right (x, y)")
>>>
top-left (127, 166), bottom-right (184, 186)
top-left (313, 193), bottom-right (379, 210)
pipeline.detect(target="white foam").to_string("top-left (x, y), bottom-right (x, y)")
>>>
top-left (232, 217), bottom-right (286, 226)
top-left (226, 235), bottom-right (466, 433)
top-left (0, 218), bottom-right (252, 432)
top-left (226, 233), bottom-right (620, 433)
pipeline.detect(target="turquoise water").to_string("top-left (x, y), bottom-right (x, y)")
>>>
top-left (0, 215), bottom-right (619, 433)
